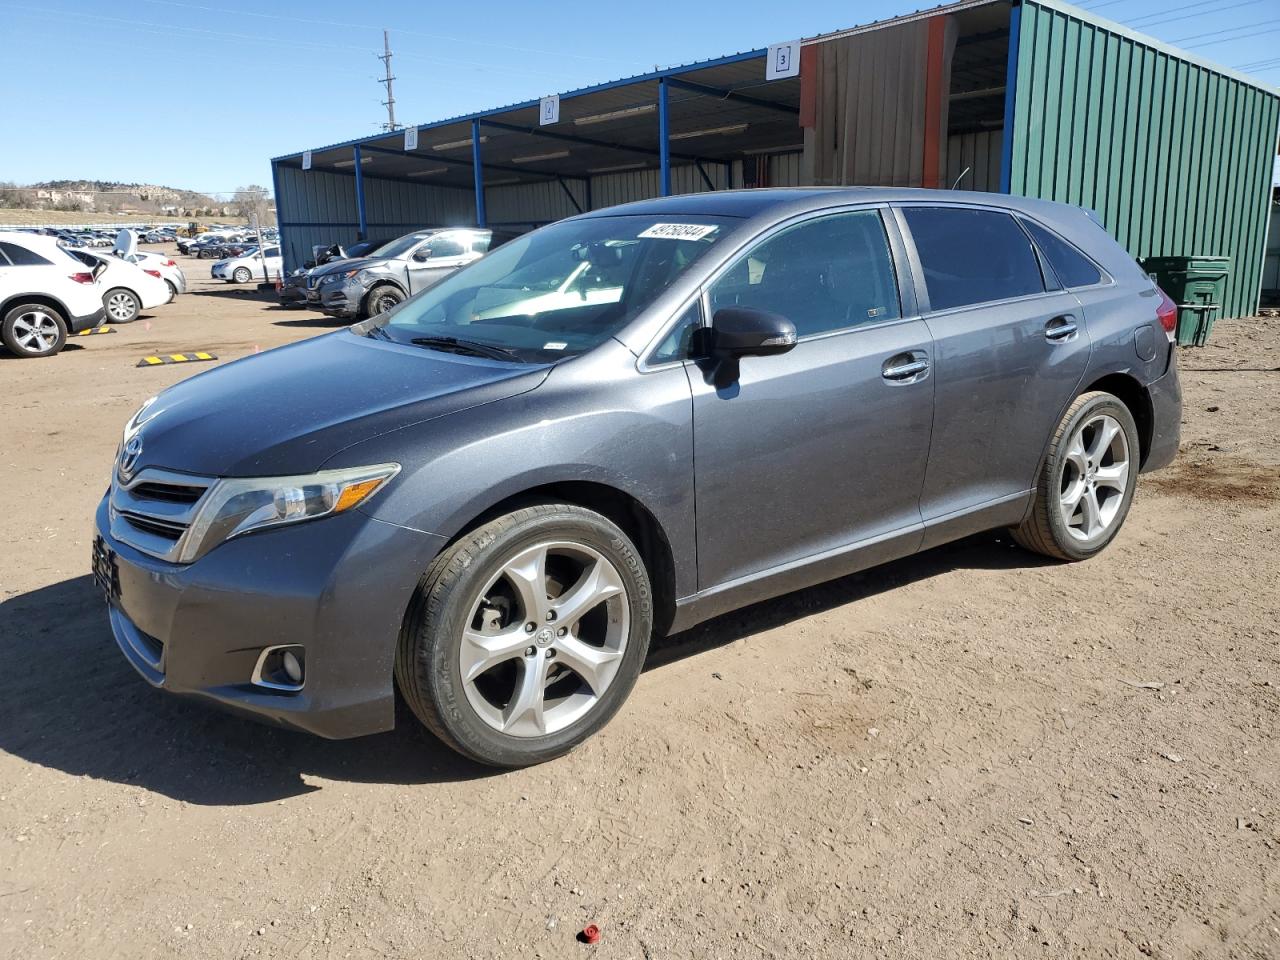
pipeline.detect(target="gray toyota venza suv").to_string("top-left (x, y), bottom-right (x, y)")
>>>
top-left (94, 188), bottom-right (1181, 767)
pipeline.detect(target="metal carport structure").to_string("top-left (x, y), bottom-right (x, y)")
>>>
top-left (272, 0), bottom-right (1280, 318)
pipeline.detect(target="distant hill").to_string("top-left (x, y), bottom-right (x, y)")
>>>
top-left (0, 179), bottom-right (227, 217)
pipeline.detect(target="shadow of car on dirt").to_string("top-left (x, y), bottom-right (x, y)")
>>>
top-left (0, 533), bottom-right (1046, 805)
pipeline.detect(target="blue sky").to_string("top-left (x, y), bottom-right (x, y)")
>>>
top-left (1, 0), bottom-right (1276, 195)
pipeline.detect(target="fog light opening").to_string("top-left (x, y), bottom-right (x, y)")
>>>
top-left (251, 645), bottom-right (306, 692)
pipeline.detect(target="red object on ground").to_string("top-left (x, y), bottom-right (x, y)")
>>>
top-left (579, 924), bottom-right (601, 945)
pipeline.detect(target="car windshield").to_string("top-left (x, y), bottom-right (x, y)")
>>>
top-left (358, 215), bottom-right (733, 362)
top-left (369, 232), bottom-right (432, 259)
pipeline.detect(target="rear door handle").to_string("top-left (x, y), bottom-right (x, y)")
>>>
top-left (882, 353), bottom-right (930, 382)
top-left (1045, 315), bottom-right (1078, 342)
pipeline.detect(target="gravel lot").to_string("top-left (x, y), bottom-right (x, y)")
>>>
top-left (1, 251), bottom-right (1277, 959)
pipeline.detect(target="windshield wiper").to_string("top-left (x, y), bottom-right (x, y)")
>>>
top-left (409, 336), bottom-right (523, 363)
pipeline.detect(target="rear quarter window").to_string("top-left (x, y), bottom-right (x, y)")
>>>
top-left (1021, 218), bottom-right (1104, 288)
top-left (902, 207), bottom-right (1046, 312)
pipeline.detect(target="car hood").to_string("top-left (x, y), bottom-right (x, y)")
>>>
top-left (309, 255), bottom-right (389, 278)
top-left (128, 331), bottom-right (550, 477)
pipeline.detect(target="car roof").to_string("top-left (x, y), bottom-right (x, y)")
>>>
top-left (575, 186), bottom-right (1083, 225)
top-left (0, 230), bottom-right (72, 252)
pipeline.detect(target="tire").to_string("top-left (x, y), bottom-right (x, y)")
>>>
top-left (396, 503), bottom-right (653, 768)
top-left (1011, 391), bottom-right (1140, 561)
top-left (164, 280), bottom-right (178, 301)
top-left (1, 302), bottom-right (68, 358)
top-left (364, 284), bottom-right (404, 318)
top-left (103, 288), bottom-right (140, 324)
top-left (232, 267), bottom-right (252, 283)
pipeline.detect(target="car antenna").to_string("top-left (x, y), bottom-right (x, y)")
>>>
top-left (951, 167), bottom-right (972, 190)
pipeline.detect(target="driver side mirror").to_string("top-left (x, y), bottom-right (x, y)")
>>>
top-left (703, 307), bottom-right (796, 388)
top-left (412, 248), bottom-right (433, 262)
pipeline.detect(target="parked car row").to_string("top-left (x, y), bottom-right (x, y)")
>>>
top-left (177, 228), bottom-right (278, 256)
top-left (282, 227), bottom-right (516, 321)
top-left (211, 244), bottom-right (282, 284)
top-left (0, 229), bottom-right (187, 357)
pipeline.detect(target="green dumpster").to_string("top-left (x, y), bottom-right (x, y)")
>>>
top-left (1140, 255), bottom-right (1230, 346)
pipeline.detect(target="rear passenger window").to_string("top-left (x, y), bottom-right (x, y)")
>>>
top-left (902, 207), bottom-right (1045, 311)
top-left (708, 210), bottom-right (900, 337)
top-left (0, 241), bottom-right (52, 266)
top-left (1021, 219), bottom-right (1104, 288)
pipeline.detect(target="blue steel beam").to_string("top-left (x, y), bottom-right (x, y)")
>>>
top-left (556, 178), bottom-right (584, 213)
top-left (663, 77), bottom-right (800, 116)
top-left (658, 78), bottom-right (671, 196)
top-left (999, 2), bottom-right (1022, 194)
top-left (352, 146), bottom-right (368, 239)
top-left (471, 119), bottom-right (486, 227)
top-left (357, 142), bottom-right (581, 181)
top-left (478, 119), bottom-right (706, 164)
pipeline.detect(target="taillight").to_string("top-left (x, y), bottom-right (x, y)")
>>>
top-left (70, 272), bottom-right (94, 284)
top-left (163, 259), bottom-right (175, 267)
top-left (144, 269), bottom-right (162, 279)
top-left (1155, 287), bottom-right (1177, 338)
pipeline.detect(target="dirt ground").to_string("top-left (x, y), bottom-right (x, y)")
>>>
top-left (1, 252), bottom-right (1277, 960)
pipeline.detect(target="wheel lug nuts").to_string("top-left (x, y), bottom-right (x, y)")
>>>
top-left (525, 622), bottom-right (536, 633)
top-left (545, 611), bottom-right (556, 621)
top-left (545, 648), bottom-right (556, 659)
top-left (525, 646), bottom-right (536, 657)
top-left (556, 627), bottom-right (567, 637)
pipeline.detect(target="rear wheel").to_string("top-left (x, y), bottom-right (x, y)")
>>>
top-left (164, 280), bottom-right (178, 301)
top-left (1011, 391), bottom-right (1139, 561)
top-left (103, 288), bottom-right (140, 323)
top-left (364, 284), bottom-right (404, 318)
top-left (396, 503), bottom-right (652, 767)
top-left (1, 303), bottom-right (67, 357)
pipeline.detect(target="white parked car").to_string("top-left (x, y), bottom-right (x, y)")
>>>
top-left (212, 244), bottom-right (283, 283)
top-left (114, 230), bottom-right (187, 299)
top-left (66, 247), bottom-right (170, 324)
top-left (0, 231), bottom-right (106, 357)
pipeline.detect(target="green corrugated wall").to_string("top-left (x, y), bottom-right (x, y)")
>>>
top-left (1007, 0), bottom-right (1280, 319)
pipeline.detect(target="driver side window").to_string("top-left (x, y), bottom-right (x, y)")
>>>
top-left (425, 235), bottom-right (467, 259)
top-left (708, 210), bottom-right (900, 338)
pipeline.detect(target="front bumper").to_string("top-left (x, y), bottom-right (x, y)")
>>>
top-left (94, 494), bottom-right (446, 738)
top-left (316, 279), bottom-right (364, 319)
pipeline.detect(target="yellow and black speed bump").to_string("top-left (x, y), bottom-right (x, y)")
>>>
top-left (76, 325), bottom-right (116, 336)
top-left (137, 352), bottom-right (218, 367)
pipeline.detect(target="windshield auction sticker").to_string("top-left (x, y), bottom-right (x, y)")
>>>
top-left (638, 223), bottom-right (719, 241)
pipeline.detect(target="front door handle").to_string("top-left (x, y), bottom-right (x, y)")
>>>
top-left (882, 353), bottom-right (930, 382)
top-left (1045, 315), bottom-right (1078, 342)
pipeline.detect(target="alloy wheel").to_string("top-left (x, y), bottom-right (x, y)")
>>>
top-left (1058, 413), bottom-right (1130, 542)
top-left (106, 292), bottom-right (136, 321)
top-left (11, 310), bottom-right (59, 353)
top-left (460, 541), bottom-right (630, 738)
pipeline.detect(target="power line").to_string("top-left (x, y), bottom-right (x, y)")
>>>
top-left (131, 0), bottom-right (644, 67)
top-left (1128, 0), bottom-right (1267, 29)
top-left (1170, 18), bottom-right (1280, 44)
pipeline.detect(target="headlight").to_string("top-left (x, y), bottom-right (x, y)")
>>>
top-left (178, 463), bottom-right (399, 563)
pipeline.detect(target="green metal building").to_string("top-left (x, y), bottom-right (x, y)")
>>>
top-left (273, 0), bottom-right (1279, 317)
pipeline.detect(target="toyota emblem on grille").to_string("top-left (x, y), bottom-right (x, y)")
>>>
top-left (120, 435), bottom-right (143, 479)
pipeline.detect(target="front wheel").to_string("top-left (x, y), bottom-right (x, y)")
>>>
top-left (364, 284), bottom-right (404, 318)
top-left (396, 504), bottom-right (653, 767)
top-left (232, 266), bottom-right (252, 283)
top-left (1011, 391), bottom-right (1139, 561)
top-left (103, 288), bottom-right (141, 324)
top-left (1, 303), bottom-right (67, 357)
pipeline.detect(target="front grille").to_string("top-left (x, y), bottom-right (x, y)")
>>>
top-left (109, 467), bottom-right (215, 562)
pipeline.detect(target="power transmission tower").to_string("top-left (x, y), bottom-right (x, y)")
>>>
top-left (378, 29), bottom-right (398, 131)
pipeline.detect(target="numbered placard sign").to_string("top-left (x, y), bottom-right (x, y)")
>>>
top-left (540, 94), bottom-right (560, 126)
top-left (302, 150), bottom-right (312, 171)
top-left (405, 126), bottom-right (419, 151)
top-left (766, 40), bottom-right (801, 80)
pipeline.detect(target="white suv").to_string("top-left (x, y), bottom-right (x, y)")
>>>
top-left (0, 231), bottom-right (106, 357)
